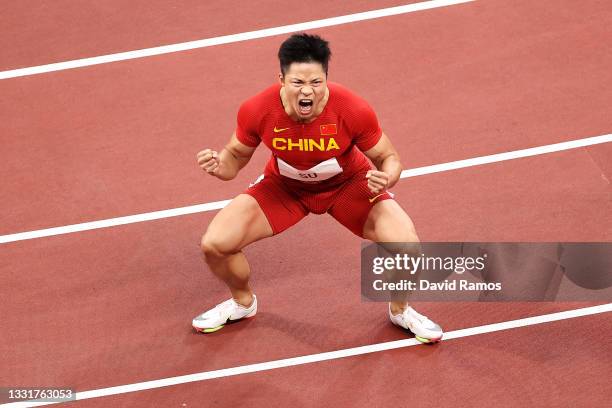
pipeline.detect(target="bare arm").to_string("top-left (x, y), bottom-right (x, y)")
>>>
top-left (362, 132), bottom-right (402, 193)
top-left (196, 131), bottom-right (257, 181)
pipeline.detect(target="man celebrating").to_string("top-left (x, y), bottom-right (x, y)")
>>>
top-left (193, 33), bottom-right (443, 343)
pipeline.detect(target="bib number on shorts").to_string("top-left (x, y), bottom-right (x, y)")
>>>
top-left (277, 157), bottom-right (343, 182)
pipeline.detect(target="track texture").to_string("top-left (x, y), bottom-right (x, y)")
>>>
top-left (1, 1), bottom-right (610, 407)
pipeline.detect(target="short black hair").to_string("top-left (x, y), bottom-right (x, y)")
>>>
top-left (278, 33), bottom-right (331, 76)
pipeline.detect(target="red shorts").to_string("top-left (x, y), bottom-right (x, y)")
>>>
top-left (245, 170), bottom-right (394, 238)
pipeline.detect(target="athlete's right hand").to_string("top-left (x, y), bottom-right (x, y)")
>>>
top-left (196, 149), bottom-right (220, 175)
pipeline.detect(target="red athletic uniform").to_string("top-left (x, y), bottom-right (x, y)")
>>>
top-left (236, 82), bottom-right (393, 237)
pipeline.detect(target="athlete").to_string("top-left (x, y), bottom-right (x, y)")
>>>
top-left (192, 33), bottom-right (443, 343)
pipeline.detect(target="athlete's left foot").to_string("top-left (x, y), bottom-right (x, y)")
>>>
top-left (389, 304), bottom-right (443, 343)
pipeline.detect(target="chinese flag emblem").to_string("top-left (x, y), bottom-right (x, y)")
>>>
top-left (320, 124), bottom-right (337, 136)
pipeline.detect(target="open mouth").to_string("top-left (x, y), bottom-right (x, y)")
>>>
top-left (298, 99), bottom-right (313, 115)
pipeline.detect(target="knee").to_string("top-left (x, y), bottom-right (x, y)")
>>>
top-left (200, 233), bottom-right (232, 262)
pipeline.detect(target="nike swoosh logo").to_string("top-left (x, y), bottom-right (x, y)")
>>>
top-left (273, 126), bottom-right (290, 133)
top-left (369, 193), bottom-right (386, 203)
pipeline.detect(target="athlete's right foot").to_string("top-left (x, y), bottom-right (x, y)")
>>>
top-left (192, 295), bottom-right (257, 333)
top-left (389, 304), bottom-right (443, 343)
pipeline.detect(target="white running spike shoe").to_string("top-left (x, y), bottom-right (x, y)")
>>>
top-left (192, 295), bottom-right (257, 333)
top-left (389, 304), bottom-right (443, 343)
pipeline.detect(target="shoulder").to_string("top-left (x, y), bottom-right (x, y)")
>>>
top-left (328, 82), bottom-right (379, 126)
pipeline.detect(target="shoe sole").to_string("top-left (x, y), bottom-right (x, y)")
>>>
top-left (415, 334), bottom-right (443, 344)
top-left (200, 325), bottom-right (225, 333)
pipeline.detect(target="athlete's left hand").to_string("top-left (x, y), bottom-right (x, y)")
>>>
top-left (366, 170), bottom-right (389, 194)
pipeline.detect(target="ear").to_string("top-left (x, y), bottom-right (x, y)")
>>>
top-left (278, 72), bottom-right (284, 85)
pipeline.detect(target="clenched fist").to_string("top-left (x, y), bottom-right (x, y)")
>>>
top-left (196, 149), bottom-right (220, 175)
top-left (366, 170), bottom-right (389, 194)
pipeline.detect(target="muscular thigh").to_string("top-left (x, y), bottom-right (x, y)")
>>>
top-left (204, 194), bottom-right (274, 253)
top-left (204, 175), bottom-right (309, 253)
top-left (362, 199), bottom-right (419, 243)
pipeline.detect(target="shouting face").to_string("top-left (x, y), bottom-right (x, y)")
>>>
top-left (279, 62), bottom-right (329, 123)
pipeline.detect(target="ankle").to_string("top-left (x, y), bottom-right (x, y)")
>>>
top-left (234, 293), bottom-right (254, 308)
top-left (390, 302), bottom-right (409, 316)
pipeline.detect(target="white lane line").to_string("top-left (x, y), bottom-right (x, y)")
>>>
top-left (400, 134), bottom-right (612, 178)
top-left (0, 0), bottom-right (475, 80)
top-left (2, 303), bottom-right (610, 407)
top-left (0, 200), bottom-right (231, 244)
top-left (1, 133), bottom-right (610, 245)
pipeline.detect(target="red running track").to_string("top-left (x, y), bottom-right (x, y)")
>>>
top-left (1, 0), bottom-right (611, 407)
